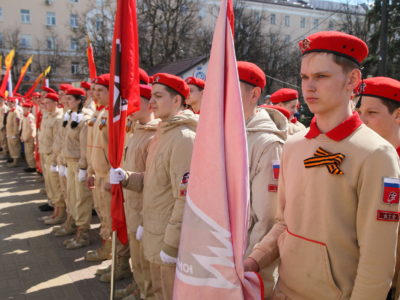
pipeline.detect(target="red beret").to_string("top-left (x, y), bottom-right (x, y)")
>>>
top-left (140, 84), bottom-right (152, 100)
top-left (299, 31), bottom-right (368, 65)
top-left (237, 61), bottom-right (266, 89)
top-left (185, 76), bottom-right (205, 89)
top-left (260, 104), bottom-right (291, 120)
top-left (32, 92), bottom-right (41, 97)
top-left (80, 81), bottom-right (91, 90)
top-left (59, 84), bottom-right (74, 91)
top-left (149, 76), bottom-right (154, 84)
top-left (66, 88), bottom-right (86, 96)
top-left (22, 101), bottom-right (33, 108)
top-left (41, 86), bottom-right (56, 94)
top-left (152, 73), bottom-right (190, 99)
top-left (358, 77), bottom-right (400, 103)
top-left (7, 97), bottom-right (17, 103)
top-left (94, 74), bottom-right (110, 87)
top-left (270, 88), bottom-right (299, 104)
top-left (45, 93), bottom-right (59, 102)
top-left (139, 68), bottom-right (150, 84)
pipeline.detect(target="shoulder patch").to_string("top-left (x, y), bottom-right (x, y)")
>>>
top-left (383, 178), bottom-right (400, 205)
top-left (272, 160), bottom-right (280, 180)
top-left (268, 184), bottom-right (278, 192)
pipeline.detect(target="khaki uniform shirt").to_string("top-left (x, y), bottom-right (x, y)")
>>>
top-left (140, 110), bottom-right (197, 264)
top-left (6, 108), bottom-right (22, 138)
top-left (250, 114), bottom-right (400, 300)
top-left (38, 108), bottom-right (63, 165)
top-left (288, 119), bottom-right (306, 135)
top-left (21, 113), bottom-right (36, 142)
top-left (86, 107), bottom-right (103, 174)
top-left (122, 119), bottom-right (159, 233)
top-left (61, 110), bottom-right (92, 169)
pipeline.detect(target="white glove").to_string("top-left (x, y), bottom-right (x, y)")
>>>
top-left (136, 225), bottom-right (144, 241)
top-left (63, 112), bottom-right (70, 122)
top-left (160, 250), bottom-right (177, 264)
top-left (71, 112), bottom-right (78, 122)
top-left (110, 167), bottom-right (126, 184)
top-left (63, 167), bottom-right (68, 177)
top-left (78, 169), bottom-right (87, 182)
top-left (50, 165), bottom-right (59, 173)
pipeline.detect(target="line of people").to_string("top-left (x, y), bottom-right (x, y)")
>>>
top-left (0, 30), bottom-right (399, 300)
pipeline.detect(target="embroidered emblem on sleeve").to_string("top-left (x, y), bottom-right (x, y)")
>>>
top-left (304, 147), bottom-right (345, 175)
top-left (268, 184), bottom-right (278, 192)
top-left (179, 172), bottom-right (190, 197)
top-left (272, 160), bottom-right (280, 180)
top-left (383, 178), bottom-right (400, 205)
top-left (377, 210), bottom-right (400, 222)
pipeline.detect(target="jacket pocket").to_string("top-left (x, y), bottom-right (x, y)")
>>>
top-left (278, 230), bottom-right (342, 300)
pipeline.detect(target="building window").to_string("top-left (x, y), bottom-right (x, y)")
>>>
top-left (284, 16), bottom-right (290, 27)
top-left (0, 33), bottom-right (3, 47)
top-left (270, 14), bottom-right (276, 25)
top-left (21, 9), bottom-right (30, 24)
top-left (300, 17), bottom-right (306, 28)
top-left (284, 35), bottom-right (291, 43)
top-left (96, 0), bottom-right (104, 6)
top-left (70, 13), bottom-right (78, 28)
top-left (47, 37), bottom-right (56, 49)
top-left (46, 12), bottom-right (56, 26)
top-left (70, 0), bottom-right (79, 2)
top-left (70, 38), bottom-right (78, 51)
top-left (20, 35), bottom-right (32, 48)
top-left (313, 18), bottom-right (319, 28)
top-left (95, 16), bottom-right (103, 31)
top-left (71, 62), bottom-right (79, 74)
top-left (0, 7), bottom-right (3, 20)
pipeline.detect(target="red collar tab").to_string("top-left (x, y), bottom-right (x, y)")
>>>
top-left (397, 147), bottom-right (400, 158)
top-left (305, 112), bottom-right (362, 141)
top-left (96, 105), bottom-right (105, 111)
top-left (291, 117), bottom-right (298, 124)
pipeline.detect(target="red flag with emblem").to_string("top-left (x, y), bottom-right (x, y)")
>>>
top-left (227, 0), bottom-right (235, 37)
top-left (108, 0), bottom-right (140, 244)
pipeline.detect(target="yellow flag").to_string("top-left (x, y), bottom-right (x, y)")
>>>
top-left (5, 49), bottom-right (15, 68)
top-left (43, 65), bottom-right (51, 77)
top-left (20, 56), bottom-right (33, 74)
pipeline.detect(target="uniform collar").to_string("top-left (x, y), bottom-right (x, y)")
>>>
top-left (396, 147), bottom-right (400, 158)
top-left (305, 112), bottom-right (362, 141)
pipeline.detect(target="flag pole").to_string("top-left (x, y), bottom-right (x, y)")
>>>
top-left (109, 231), bottom-right (117, 300)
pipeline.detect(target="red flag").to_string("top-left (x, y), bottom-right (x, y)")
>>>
top-left (227, 0), bottom-right (235, 37)
top-left (87, 38), bottom-right (97, 80)
top-left (174, 0), bottom-right (262, 299)
top-left (108, 0), bottom-right (140, 244)
top-left (24, 66), bottom-right (51, 98)
top-left (13, 56), bottom-right (33, 94)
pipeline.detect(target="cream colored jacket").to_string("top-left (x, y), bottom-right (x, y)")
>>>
top-left (6, 107), bottom-right (22, 138)
top-left (250, 124), bottom-right (400, 300)
top-left (0, 104), bottom-right (9, 130)
top-left (288, 119), bottom-right (306, 135)
top-left (125, 110), bottom-right (198, 263)
top-left (61, 110), bottom-right (92, 169)
top-left (38, 108), bottom-right (63, 164)
top-left (21, 113), bottom-right (36, 142)
top-left (122, 119), bottom-right (159, 233)
top-left (245, 108), bottom-right (287, 257)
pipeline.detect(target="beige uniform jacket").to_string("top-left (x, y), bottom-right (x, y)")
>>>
top-left (88, 108), bottom-right (110, 177)
top-left (53, 108), bottom-right (69, 166)
top-left (86, 108), bottom-right (102, 174)
top-left (122, 120), bottom-right (159, 233)
top-left (0, 104), bottom-right (9, 130)
top-left (288, 119), bottom-right (306, 135)
top-left (38, 109), bottom-right (63, 165)
top-left (61, 110), bottom-right (92, 169)
top-left (245, 108), bottom-right (287, 256)
top-left (21, 113), bottom-right (36, 142)
top-left (250, 120), bottom-right (400, 300)
top-left (124, 110), bottom-right (198, 264)
top-left (6, 108), bottom-right (22, 138)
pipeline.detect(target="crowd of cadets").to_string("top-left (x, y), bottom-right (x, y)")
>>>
top-left (0, 30), bottom-right (399, 300)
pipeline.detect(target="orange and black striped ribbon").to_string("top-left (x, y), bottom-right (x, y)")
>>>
top-left (304, 147), bottom-right (345, 175)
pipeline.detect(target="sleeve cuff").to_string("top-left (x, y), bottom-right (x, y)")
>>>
top-left (161, 243), bottom-right (178, 258)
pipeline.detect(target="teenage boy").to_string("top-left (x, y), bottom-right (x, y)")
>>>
top-left (185, 76), bottom-right (205, 114)
top-left (21, 101), bottom-right (37, 172)
top-left (244, 31), bottom-right (400, 300)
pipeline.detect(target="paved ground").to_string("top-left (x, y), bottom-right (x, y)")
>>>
top-left (0, 158), bottom-right (131, 300)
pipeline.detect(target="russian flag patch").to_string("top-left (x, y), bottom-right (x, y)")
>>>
top-left (383, 178), bottom-right (400, 205)
top-left (272, 160), bottom-right (280, 180)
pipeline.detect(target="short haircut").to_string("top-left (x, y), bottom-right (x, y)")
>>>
top-left (379, 98), bottom-right (400, 114)
top-left (302, 52), bottom-right (359, 74)
top-left (164, 85), bottom-right (185, 107)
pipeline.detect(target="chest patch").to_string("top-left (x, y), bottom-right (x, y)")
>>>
top-left (383, 178), bottom-right (400, 205)
top-left (272, 160), bottom-right (280, 180)
top-left (377, 210), bottom-right (400, 222)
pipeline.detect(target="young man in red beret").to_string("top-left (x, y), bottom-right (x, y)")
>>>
top-left (357, 76), bottom-right (400, 299)
top-left (185, 76), bottom-right (205, 114)
top-left (270, 88), bottom-right (306, 135)
top-left (111, 73), bottom-right (198, 300)
top-left (0, 95), bottom-right (9, 159)
top-left (114, 84), bottom-right (159, 299)
top-left (236, 61), bottom-right (288, 298)
top-left (5, 97), bottom-right (22, 167)
top-left (20, 102), bottom-right (37, 172)
top-left (38, 93), bottom-right (65, 222)
top-left (244, 31), bottom-right (400, 299)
